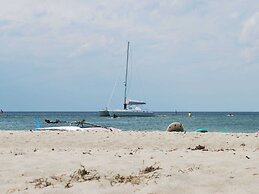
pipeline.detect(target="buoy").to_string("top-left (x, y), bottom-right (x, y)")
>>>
top-left (166, 122), bottom-right (184, 132)
top-left (195, 128), bottom-right (208, 133)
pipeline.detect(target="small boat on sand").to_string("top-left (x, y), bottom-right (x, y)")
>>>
top-left (35, 118), bottom-right (121, 132)
top-left (37, 126), bottom-right (120, 132)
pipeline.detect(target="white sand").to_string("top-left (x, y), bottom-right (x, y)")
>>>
top-left (0, 130), bottom-right (259, 194)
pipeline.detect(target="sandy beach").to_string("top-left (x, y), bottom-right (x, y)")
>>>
top-left (0, 130), bottom-right (259, 194)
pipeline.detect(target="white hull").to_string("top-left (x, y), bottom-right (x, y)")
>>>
top-left (109, 110), bottom-right (154, 117)
top-left (37, 126), bottom-right (121, 132)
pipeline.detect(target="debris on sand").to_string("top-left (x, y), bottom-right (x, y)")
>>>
top-left (188, 145), bottom-right (207, 151)
top-left (30, 165), bottom-right (100, 189)
top-left (68, 165), bottom-right (100, 183)
top-left (140, 165), bottom-right (161, 174)
top-left (30, 178), bottom-right (52, 188)
top-left (109, 164), bottom-right (161, 186)
top-left (30, 164), bottom-right (161, 189)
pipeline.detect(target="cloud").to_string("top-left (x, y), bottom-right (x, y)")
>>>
top-left (240, 12), bottom-right (259, 42)
top-left (240, 46), bottom-right (259, 63)
top-left (240, 12), bottom-right (259, 62)
top-left (0, 1), bottom-right (244, 54)
top-left (1, 0), bottom-right (259, 110)
top-left (68, 35), bottom-right (115, 58)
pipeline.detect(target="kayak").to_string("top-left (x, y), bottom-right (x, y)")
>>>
top-left (195, 128), bottom-right (208, 133)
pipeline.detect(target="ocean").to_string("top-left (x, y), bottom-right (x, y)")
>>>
top-left (0, 112), bottom-right (259, 133)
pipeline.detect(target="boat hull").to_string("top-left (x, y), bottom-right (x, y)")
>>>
top-left (99, 110), bottom-right (110, 116)
top-left (37, 126), bottom-right (121, 132)
top-left (109, 110), bottom-right (154, 117)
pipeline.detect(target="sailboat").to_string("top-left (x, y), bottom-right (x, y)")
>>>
top-left (99, 107), bottom-right (110, 116)
top-left (99, 42), bottom-right (154, 117)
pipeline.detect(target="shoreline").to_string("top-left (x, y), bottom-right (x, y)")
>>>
top-left (1, 131), bottom-right (259, 193)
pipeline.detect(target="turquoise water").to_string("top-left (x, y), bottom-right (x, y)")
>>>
top-left (0, 112), bottom-right (259, 132)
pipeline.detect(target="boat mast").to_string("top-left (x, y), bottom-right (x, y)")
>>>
top-left (124, 41), bottom-right (130, 110)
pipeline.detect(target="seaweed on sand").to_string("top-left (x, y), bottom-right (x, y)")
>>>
top-left (109, 164), bottom-right (161, 186)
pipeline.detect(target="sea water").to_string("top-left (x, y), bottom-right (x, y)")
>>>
top-left (0, 112), bottom-right (259, 133)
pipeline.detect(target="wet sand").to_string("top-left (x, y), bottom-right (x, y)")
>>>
top-left (0, 130), bottom-right (259, 194)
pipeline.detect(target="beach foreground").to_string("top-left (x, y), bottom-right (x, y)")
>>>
top-left (0, 131), bottom-right (259, 194)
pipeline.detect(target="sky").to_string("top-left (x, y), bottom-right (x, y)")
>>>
top-left (0, 0), bottom-right (259, 111)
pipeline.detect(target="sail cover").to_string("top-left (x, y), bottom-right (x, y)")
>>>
top-left (126, 99), bottom-right (146, 105)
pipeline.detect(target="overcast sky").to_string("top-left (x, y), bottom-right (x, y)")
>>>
top-left (0, 0), bottom-right (259, 111)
